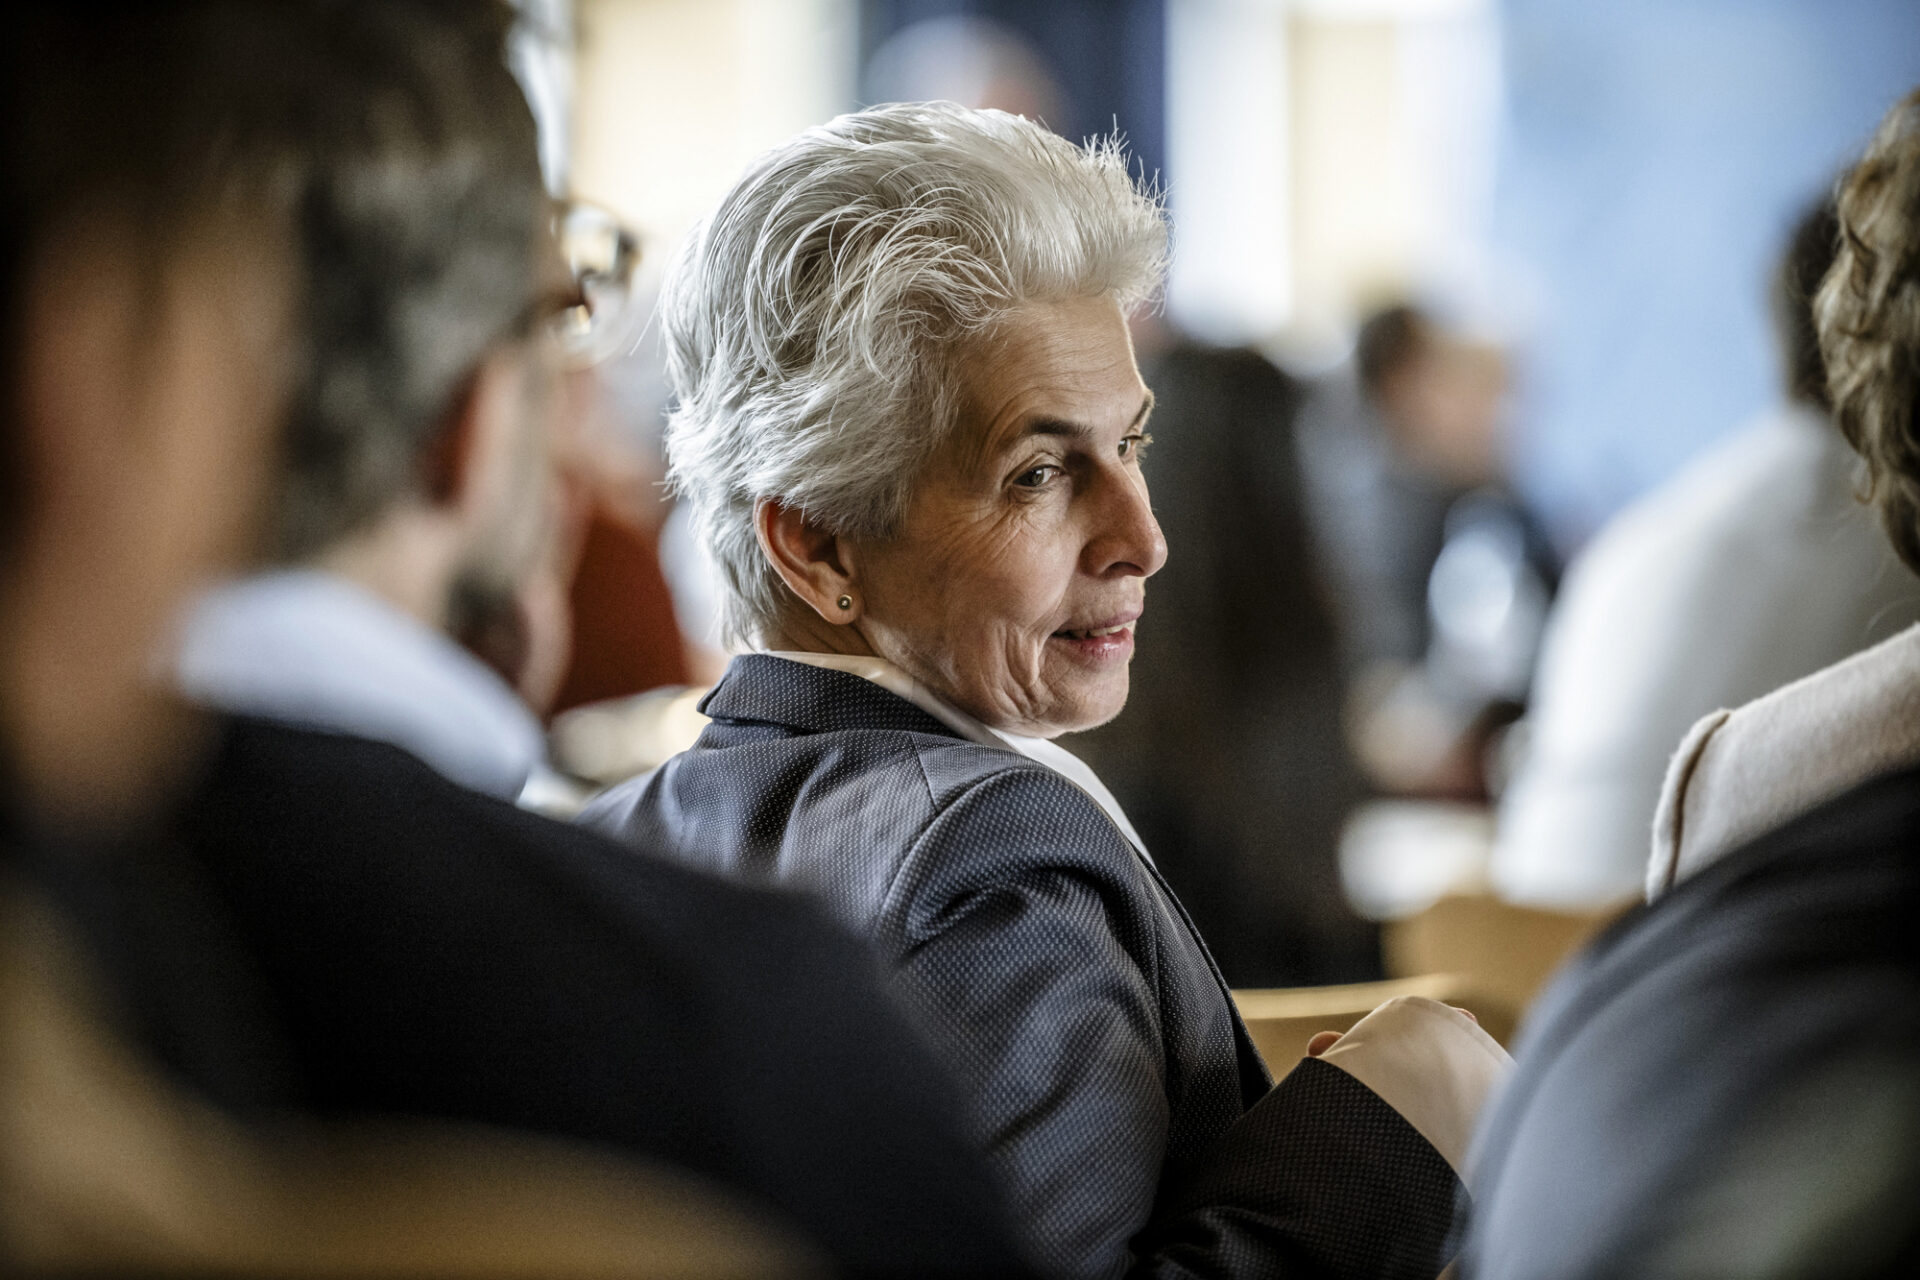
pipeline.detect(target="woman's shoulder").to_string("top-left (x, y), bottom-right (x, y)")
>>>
top-left (790, 724), bottom-right (1126, 850)
top-left (585, 714), bottom-right (1123, 850)
top-left (889, 739), bottom-right (1149, 916)
top-left (1649, 621), bottom-right (1920, 897)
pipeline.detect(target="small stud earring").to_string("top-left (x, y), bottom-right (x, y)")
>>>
top-left (836, 594), bottom-right (853, 611)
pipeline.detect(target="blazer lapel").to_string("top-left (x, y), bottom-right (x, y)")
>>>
top-left (1135, 855), bottom-right (1275, 1099)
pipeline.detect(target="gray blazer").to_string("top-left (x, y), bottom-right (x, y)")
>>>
top-left (584, 655), bottom-right (1461, 1279)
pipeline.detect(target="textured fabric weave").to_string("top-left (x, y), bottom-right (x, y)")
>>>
top-left (1141, 1059), bottom-right (1461, 1279)
top-left (584, 655), bottom-right (1463, 1279)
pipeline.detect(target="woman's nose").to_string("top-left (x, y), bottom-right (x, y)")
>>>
top-left (1085, 466), bottom-right (1168, 579)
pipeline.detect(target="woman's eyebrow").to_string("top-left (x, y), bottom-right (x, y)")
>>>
top-left (1018, 392), bottom-right (1156, 442)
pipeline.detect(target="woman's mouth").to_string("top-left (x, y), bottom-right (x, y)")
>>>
top-left (1049, 618), bottom-right (1138, 662)
top-left (1054, 623), bottom-right (1131, 641)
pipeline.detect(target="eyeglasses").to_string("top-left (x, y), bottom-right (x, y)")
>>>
top-left (549, 200), bottom-right (642, 367)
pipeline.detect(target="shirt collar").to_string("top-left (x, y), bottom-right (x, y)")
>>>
top-left (172, 569), bottom-right (545, 799)
top-left (763, 650), bottom-right (1152, 863)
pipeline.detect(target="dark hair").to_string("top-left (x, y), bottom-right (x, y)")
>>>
top-left (1773, 197), bottom-right (1841, 410)
top-left (1818, 88), bottom-right (1920, 574)
top-left (3, 1), bottom-right (546, 562)
top-left (1354, 304), bottom-right (1430, 401)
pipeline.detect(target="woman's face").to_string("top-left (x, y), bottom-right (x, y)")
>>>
top-left (850, 294), bottom-right (1165, 737)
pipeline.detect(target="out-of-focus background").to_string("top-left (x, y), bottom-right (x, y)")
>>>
top-left (530, 0), bottom-right (1920, 992)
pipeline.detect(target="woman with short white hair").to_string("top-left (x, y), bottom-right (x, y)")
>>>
top-left (586, 102), bottom-right (1501, 1279)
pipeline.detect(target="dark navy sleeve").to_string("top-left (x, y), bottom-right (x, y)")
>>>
top-left (885, 766), bottom-right (1174, 1279)
top-left (1135, 1058), bottom-right (1463, 1279)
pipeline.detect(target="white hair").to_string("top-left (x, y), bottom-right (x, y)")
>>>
top-left (659, 101), bottom-right (1169, 645)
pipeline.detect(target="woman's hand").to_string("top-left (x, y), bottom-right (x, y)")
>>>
top-left (1305, 1007), bottom-right (1478, 1058)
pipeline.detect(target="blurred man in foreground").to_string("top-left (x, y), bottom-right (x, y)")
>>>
top-left (1, 5), bottom-right (1031, 1275)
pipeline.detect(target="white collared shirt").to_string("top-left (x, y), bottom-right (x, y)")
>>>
top-left (172, 570), bottom-right (545, 800)
top-left (764, 649), bottom-right (1152, 863)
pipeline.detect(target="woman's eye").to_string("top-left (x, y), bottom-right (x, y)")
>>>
top-left (1119, 431), bottom-right (1154, 461)
top-left (1013, 464), bottom-right (1062, 489)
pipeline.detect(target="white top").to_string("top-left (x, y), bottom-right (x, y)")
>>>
top-left (172, 569), bottom-right (546, 800)
top-left (768, 651), bottom-right (1511, 1168)
top-left (1492, 404), bottom-right (1920, 908)
top-left (764, 650), bottom-right (1151, 861)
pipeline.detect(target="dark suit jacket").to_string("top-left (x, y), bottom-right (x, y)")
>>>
top-left (585, 656), bottom-right (1464, 1279)
top-left (40, 715), bottom-right (1033, 1279)
top-left (1460, 764), bottom-right (1920, 1279)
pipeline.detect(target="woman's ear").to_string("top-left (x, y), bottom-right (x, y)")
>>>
top-left (754, 498), bottom-right (861, 624)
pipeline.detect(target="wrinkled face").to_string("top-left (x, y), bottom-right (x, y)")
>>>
top-left (850, 294), bottom-right (1166, 737)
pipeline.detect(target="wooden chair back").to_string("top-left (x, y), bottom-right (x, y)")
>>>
top-left (1383, 893), bottom-right (1625, 1013)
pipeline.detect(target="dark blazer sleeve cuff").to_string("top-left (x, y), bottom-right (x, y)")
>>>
top-left (1131, 1057), bottom-right (1464, 1280)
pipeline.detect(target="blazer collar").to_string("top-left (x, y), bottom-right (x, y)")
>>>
top-left (699, 653), bottom-right (961, 739)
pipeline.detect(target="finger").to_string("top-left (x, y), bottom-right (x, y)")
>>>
top-left (1305, 1030), bottom-right (1343, 1058)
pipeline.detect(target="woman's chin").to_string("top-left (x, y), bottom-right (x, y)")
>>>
top-left (1027, 653), bottom-right (1132, 735)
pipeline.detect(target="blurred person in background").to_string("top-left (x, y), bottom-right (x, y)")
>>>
top-left (1495, 199), bottom-right (1920, 909)
top-left (586, 102), bottom-right (1510, 1280)
top-left (4, 5), bottom-right (1040, 1275)
top-left (451, 205), bottom-right (695, 721)
top-left (1461, 88), bottom-right (1920, 1278)
top-left (864, 13), bottom-right (1065, 128)
top-left (1297, 304), bottom-right (1557, 801)
top-left (1646, 92), bottom-right (1920, 901)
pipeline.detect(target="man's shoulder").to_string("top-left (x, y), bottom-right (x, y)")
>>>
top-left (162, 726), bottom-right (1036, 1277)
top-left (1649, 623), bottom-right (1920, 894)
top-left (1541, 761), bottom-right (1920, 1062)
top-left (587, 723), bottom-right (1143, 934)
top-left (192, 715), bottom-right (837, 940)
top-left (1469, 764), bottom-right (1920, 1277)
top-left (607, 716), bottom-right (1080, 824)
top-left (202, 715), bottom-right (617, 865)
